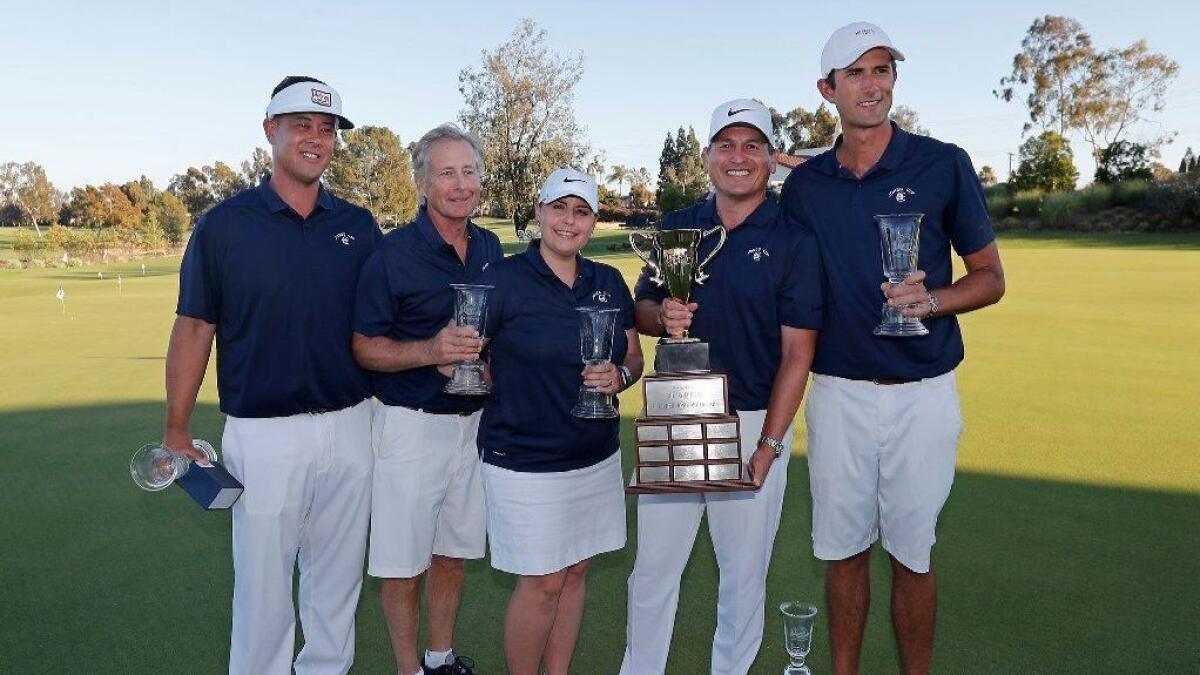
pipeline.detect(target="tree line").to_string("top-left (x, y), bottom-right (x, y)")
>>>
top-left (3, 15), bottom-right (1192, 251)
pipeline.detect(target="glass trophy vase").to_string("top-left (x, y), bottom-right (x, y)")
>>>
top-left (873, 213), bottom-right (929, 337)
top-left (445, 283), bottom-right (494, 395)
top-left (571, 306), bottom-right (621, 419)
top-left (130, 439), bottom-right (217, 491)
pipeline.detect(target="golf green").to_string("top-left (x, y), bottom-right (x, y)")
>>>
top-left (0, 227), bottom-right (1195, 673)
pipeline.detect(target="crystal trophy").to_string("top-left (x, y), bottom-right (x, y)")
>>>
top-left (873, 213), bottom-right (929, 337)
top-left (444, 283), bottom-right (494, 395)
top-left (130, 439), bottom-right (217, 492)
top-left (780, 601), bottom-right (817, 675)
top-left (571, 306), bottom-right (621, 419)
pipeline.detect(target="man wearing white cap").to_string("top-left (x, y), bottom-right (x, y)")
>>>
top-left (782, 22), bottom-right (1005, 674)
top-left (621, 99), bottom-right (824, 675)
top-left (166, 75), bottom-right (380, 674)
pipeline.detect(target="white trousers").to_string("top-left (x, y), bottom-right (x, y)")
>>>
top-left (222, 399), bottom-right (373, 675)
top-left (620, 409), bottom-right (792, 675)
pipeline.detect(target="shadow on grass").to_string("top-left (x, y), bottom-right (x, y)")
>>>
top-left (0, 402), bottom-right (1194, 673)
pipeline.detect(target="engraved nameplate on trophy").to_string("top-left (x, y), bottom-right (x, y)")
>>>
top-left (642, 374), bottom-right (727, 417)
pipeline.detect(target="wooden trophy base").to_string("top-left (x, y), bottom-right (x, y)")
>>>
top-left (624, 413), bottom-right (757, 494)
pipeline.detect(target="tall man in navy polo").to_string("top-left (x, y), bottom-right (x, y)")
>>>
top-left (621, 99), bottom-right (824, 675)
top-left (165, 76), bottom-right (380, 675)
top-left (781, 23), bottom-right (1006, 675)
top-left (352, 123), bottom-right (501, 675)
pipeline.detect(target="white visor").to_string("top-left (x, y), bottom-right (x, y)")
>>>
top-left (265, 80), bottom-right (354, 129)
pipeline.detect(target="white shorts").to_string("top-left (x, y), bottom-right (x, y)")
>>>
top-left (805, 372), bottom-right (963, 573)
top-left (483, 451), bottom-right (626, 576)
top-left (367, 403), bottom-right (486, 578)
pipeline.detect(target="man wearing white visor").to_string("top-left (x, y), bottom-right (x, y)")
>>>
top-left (166, 75), bottom-right (380, 674)
top-left (622, 99), bottom-right (824, 674)
top-left (783, 22), bottom-right (1005, 674)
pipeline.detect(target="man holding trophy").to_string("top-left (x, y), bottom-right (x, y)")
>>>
top-left (165, 76), bottom-right (380, 674)
top-left (352, 123), bottom-right (501, 675)
top-left (621, 99), bottom-right (824, 675)
top-left (781, 23), bottom-right (1006, 675)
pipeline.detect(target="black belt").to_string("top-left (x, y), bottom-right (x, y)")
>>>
top-left (403, 405), bottom-right (476, 417)
top-left (854, 377), bottom-right (920, 386)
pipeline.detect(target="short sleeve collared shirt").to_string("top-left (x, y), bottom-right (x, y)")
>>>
top-left (781, 123), bottom-right (995, 380)
top-left (477, 240), bottom-right (636, 473)
top-left (177, 178), bottom-right (381, 418)
top-left (634, 194), bottom-right (824, 411)
top-left (352, 209), bottom-right (503, 414)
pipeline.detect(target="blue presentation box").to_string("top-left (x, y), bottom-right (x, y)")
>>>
top-left (175, 461), bottom-right (243, 510)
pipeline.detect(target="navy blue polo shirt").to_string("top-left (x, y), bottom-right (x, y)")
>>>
top-left (634, 194), bottom-right (824, 411)
top-left (176, 178), bottom-right (381, 418)
top-left (353, 209), bottom-right (503, 414)
top-left (781, 122), bottom-right (995, 381)
top-left (477, 240), bottom-right (635, 473)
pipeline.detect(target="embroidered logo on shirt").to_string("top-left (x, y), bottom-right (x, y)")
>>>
top-left (592, 290), bottom-right (611, 303)
top-left (747, 247), bottom-right (770, 262)
top-left (482, 262), bottom-right (490, 272)
top-left (311, 89), bottom-right (332, 107)
top-left (889, 187), bottom-right (916, 204)
top-left (334, 232), bottom-right (355, 246)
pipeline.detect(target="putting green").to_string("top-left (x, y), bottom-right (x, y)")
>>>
top-left (0, 227), bottom-right (1194, 673)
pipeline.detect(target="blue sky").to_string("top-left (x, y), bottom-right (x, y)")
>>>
top-left (4, 0), bottom-right (1198, 192)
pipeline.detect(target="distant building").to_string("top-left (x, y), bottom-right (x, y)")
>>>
top-left (769, 148), bottom-right (829, 188)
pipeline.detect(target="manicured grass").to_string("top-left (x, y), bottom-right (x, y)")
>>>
top-left (0, 232), bottom-right (1196, 673)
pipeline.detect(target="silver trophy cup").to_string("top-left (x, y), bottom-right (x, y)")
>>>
top-left (444, 283), bottom-right (494, 395)
top-left (629, 227), bottom-right (727, 343)
top-left (571, 306), bottom-right (622, 419)
top-left (130, 439), bottom-right (217, 491)
top-left (873, 213), bottom-right (929, 337)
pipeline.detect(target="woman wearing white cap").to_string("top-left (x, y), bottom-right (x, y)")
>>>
top-left (475, 168), bottom-right (644, 675)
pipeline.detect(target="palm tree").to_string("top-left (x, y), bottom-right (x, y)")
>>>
top-left (607, 165), bottom-right (630, 197)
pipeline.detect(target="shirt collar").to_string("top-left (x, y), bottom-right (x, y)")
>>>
top-left (697, 193), bottom-right (780, 229)
top-left (821, 121), bottom-right (910, 179)
top-left (522, 238), bottom-right (595, 281)
top-left (257, 175), bottom-right (334, 215)
top-left (414, 207), bottom-right (477, 252)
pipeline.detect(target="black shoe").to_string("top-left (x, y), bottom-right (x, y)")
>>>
top-left (424, 655), bottom-right (476, 675)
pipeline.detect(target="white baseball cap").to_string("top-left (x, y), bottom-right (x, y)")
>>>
top-left (266, 79), bottom-right (354, 129)
top-left (708, 98), bottom-right (773, 146)
top-left (820, 22), bottom-right (905, 77)
top-left (538, 168), bottom-right (598, 213)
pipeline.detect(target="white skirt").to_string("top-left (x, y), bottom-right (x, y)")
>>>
top-left (482, 451), bottom-right (627, 575)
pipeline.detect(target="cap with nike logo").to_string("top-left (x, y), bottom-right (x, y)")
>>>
top-left (538, 167), bottom-right (598, 213)
top-left (708, 98), bottom-right (773, 146)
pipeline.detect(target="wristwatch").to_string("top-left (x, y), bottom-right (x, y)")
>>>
top-left (617, 365), bottom-right (634, 389)
top-left (926, 291), bottom-right (940, 318)
top-left (758, 435), bottom-right (786, 458)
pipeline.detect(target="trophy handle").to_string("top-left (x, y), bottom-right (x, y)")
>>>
top-left (629, 231), bottom-right (664, 286)
top-left (694, 225), bottom-right (727, 284)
